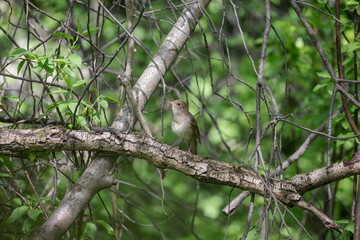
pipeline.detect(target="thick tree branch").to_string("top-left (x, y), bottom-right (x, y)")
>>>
top-left (1, 126), bottom-right (356, 232)
top-left (1, 126), bottom-right (360, 209)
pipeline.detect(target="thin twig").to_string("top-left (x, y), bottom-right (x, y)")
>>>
top-left (25, 170), bottom-right (48, 219)
top-left (117, 75), bottom-right (152, 136)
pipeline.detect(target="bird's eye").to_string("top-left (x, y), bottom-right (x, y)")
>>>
top-left (177, 103), bottom-right (180, 106)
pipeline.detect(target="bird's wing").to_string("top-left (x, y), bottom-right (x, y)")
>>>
top-left (191, 115), bottom-right (201, 143)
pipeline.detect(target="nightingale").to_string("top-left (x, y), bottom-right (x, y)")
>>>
top-left (169, 100), bottom-right (201, 154)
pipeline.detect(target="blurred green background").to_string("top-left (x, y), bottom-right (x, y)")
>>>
top-left (0, 0), bottom-right (359, 239)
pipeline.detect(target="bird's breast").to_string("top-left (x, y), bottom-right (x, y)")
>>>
top-left (171, 116), bottom-right (193, 140)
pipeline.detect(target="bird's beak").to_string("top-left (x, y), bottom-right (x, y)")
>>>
top-left (169, 101), bottom-right (174, 106)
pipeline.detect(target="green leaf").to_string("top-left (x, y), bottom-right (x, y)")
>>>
top-left (52, 58), bottom-right (68, 64)
top-left (345, 222), bottom-right (355, 233)
top-left (97, 99), bottom-right (108, 109)
top-left (100, 95), bottom-right (122, 105)
top-left (37, 101), bottom-right (60, 121)
top-left (46, 90), bottom-right (69, 95)
top-left (45, 48), bottom-right (54, 58)
top-left (68, 54), bottom-right (82, 68)
top-left (29, 152), bottom-right (36, 161)
top-left (313, 83), bottom-right (328, 92)
top-left (73, 78), bottom-right (91, 88)
top-left (81, 100), bottom-right (94, 110)
top-left (72, 44), bottom-right (80, 50)
top-left (77, 115), bottom-right (90, 131)
top-left (0, 173), bottom-right (13, 178)
top-left (17, 59), bottom-right (26, 74)
top-left (27, 209), bottom-right (43, 221)
top-left (95, 220), bottom-right (114, 235)
top-left (92, 87), bottom-right (98, 97)
top-left (52, 32), bottom-right (74, 41)
top-left (1, 157), bottom-right (14, 171)
top-left (64, 77), bottom-right (72, 89)
top-left (82, 27), bottom-right (101, 35)
top-left (68, 100), bottom-right (79, 114)
top-left (92, 113), bottom-right (100, 126)
top-left (341, 42), bottom-right (360, 53)
top-left (42, 60), bottom-right (54, 74)
top-left (3, 95), bottom-right (20, 102)
top-left (33, 62), bottom-right (43, 75)
top-left (335, 219), bottom-right (351, 224)
top-left (8, 48), bottom-right (27, 58)
top-left (346, 0), bottom-right (359, 9)
top-left (22, 218), bottom-right (32, 232)
top-left (7, 206), bottom-right (29, 224)
top-left (63, 66), bottom-right (76, 77)
top-left (316, 70), bottom-right (331, 79)
top-left (86, 222), bottom-right (97, 239)
top-left (76, 17), bottom-right (82, 33)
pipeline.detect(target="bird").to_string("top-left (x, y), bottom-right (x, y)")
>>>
top-left (169, 99), bottom-right (201, 154)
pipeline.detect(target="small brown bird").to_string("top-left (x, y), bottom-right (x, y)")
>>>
top-left (169, 99), bottom-right (201, 154)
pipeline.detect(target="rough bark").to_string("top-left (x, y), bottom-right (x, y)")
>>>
top-left (1, 126), bottom-right (359, 209)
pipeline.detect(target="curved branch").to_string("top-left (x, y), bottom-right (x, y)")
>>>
top-left (1, 126), bottom-right (360, 207)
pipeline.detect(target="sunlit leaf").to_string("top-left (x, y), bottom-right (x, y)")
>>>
top-left (68, 53), bottom-right (82, 68)
top-left (71, 44), bottom-right (80, 50)
top-left (64, 77), bottom-right (72, 89)
top-left (345, 222), bottom-right (354, 233)
top-left (100, 95), bottom-right (122, 105)
top-left (3, 95), bottom-right (20, 102)
top-left (97, 99), bottom-right (108, 109)
top-left (82, 27), bottom-right (101, 35)
top-left (316, 70), bottom-right (331, 79)
top-left (46, 90), bottom-right (69, 96)
top-left (81, 100), bottom-right (94, 110)
top-left (7, 48), bottom-right (27, 58)
top-left (52, 58), bottom-right (68, 64)
top-left (68, 100), bottom-right (79, 114)
top-left (341, 42), bottom-right (360, 53)
top-left (63, 66), bottom-right (75, 77)
top-left (313, 83), bottom-right (328, 92)
top-left (86, 222), bottom-right (97, 240)
top-left (73, 78), bottom-right (91, 88)
top-left (77, 115), bottom-right (89, 131)
top-left (52, 32), bottom-right (74, 41)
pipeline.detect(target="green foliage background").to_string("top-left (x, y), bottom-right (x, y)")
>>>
top-left (0, 0), bottom-right (359, 239)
